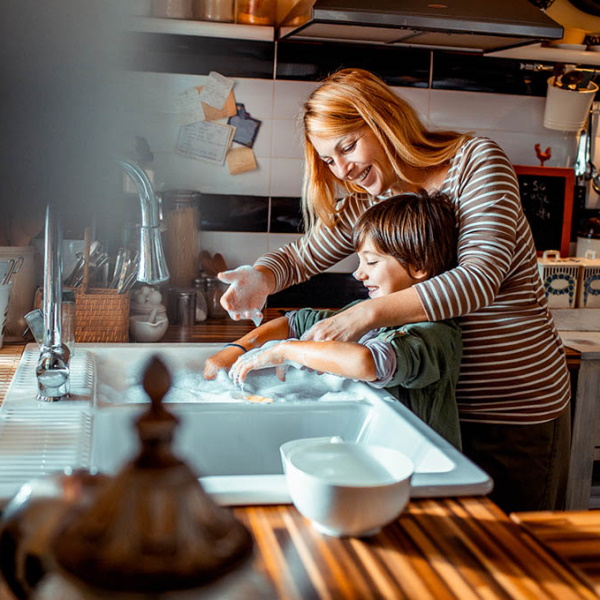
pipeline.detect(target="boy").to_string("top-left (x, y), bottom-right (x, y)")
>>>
top-left (204, 191), bottom-right (462, 447)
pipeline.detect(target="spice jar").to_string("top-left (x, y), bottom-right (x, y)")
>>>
top-left (205, 276), bottom-right (228, 319)
top-left (193, 277), bottom-right (208, 322)
top-left (193, 0), bottom-right (234, 22)
top-left (236, 0), bottom-right (275, 25)
top-left (162, 190), bottom-right (201, 288)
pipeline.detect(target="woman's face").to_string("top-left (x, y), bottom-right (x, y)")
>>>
top-left (309, 127), bottom-right (400, 196)
top-left (353, 238), bottom-right (426, 298)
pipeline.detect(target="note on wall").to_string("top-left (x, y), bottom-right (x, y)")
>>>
top-left (175, 121), bottom-right (235, 165)
top-left (175, 88), bottom-right (205, 125)
top-left (227, 146), bottom-right (257, 175)
top-left (198, 71), bottom-right (234, 110)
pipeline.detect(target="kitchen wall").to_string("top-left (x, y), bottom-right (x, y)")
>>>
top-left (118, 35), bottom-right (590, 280)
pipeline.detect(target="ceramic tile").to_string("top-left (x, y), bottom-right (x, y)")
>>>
top-left (230, 78), bottom-right (274, 120)
top-left (432, 51), bottom-right (548, 96)
top-left (268, 273), bottom-right (368, 308)
top-left (128, 33), bottom-right (274, 78)
top-left (276, 40), bottom-right (430, 87)
top-left (271, 118), bottom-right (304, 159)
top-left (153, 151), bottom-right (271, 196)
top-left (270, 197), bottom-right (303, 233)
top-left (269, 158), bottom-right (304, 197)
top-left (199, 194), bottom-right (269, 232)
top-left (469, 130), bottom-right (578, 167)
top-left (200, 231), bottom-right (269, 269)
top-left (267, 234), bottom-right (359, 273)
top-left (273, 80), bottom-right (318, 119)
top-left (429, 89), bottom-right (547, 133)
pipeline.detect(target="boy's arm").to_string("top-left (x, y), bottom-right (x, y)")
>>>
top-left (229, 340), bottom-right (378, 384)
top-left (203, 316), bottom-right (290, 379)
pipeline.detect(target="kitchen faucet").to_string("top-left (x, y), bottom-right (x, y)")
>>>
top-left (118, 159), bottom-right (169, 285)
top-left (36, 204), bottom-right (70, 401)
top-left (35, 160), bottom-right (169, 401)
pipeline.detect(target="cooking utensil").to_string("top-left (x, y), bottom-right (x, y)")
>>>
top-left (212, 252), bottom-right (228, 274)
top-left (2, 257), bottom-right (23, 285)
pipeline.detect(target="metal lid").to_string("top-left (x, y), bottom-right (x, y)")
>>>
top-left (51, 356), bottom-right (253, 594)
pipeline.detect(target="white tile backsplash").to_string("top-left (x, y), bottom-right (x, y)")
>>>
top-left (201, 231), bottom-right (269, 269)
top-left (131, 73), bottom-right (587, 266)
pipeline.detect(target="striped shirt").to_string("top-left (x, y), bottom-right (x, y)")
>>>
top-left (256, 137), bottom-right (570, 424)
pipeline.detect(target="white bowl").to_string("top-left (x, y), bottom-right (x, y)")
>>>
top-left (129, 314), bottom-right (169, 343)
top-left (280, 438), bottom-right (413, 537)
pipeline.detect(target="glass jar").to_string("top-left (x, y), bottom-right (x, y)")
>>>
top-left (205, 276), bottom-right (228, 319)
top-left (236, 0), bottom-right (275, 25)
top-left (193, 0), bottom-right (234, 22)
top-left (193, 277), bottom-right (208, 322)
top-left (152, 0), bottom-right (193, 19)
top-left (162, 190), bottom-right (201, 288)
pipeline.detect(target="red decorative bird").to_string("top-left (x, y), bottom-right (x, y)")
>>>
top-left (535, 144), bottom-right (552, 167)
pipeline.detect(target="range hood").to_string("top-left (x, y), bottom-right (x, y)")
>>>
top-left (279, 0), bottom-right (564, 53)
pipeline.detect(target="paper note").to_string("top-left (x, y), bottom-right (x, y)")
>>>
top-left (196, 86), bottom-right (237, 121)
top-left (226, 146), bottom-right (258, 175)
top-left (175, 87), bottom-right (205, 125)
top-left (176, 121), bottom-right (235, 165)
top-left (198, 71), bottom-right (234, 110)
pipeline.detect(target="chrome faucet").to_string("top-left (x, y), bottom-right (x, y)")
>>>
top-left (36, 204), bottom-right (70, 401)
top-left (119, 159), bottom-right (169, 285)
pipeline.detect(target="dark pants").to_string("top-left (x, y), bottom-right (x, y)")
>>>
top-left (460, 408), bottom-right (571, 514)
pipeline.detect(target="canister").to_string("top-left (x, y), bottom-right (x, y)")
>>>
top-left (169, 288), bottom-right (197, 326)
top-left (205, 276), bottom-right (227, 319)
top-left (577, 251), bottom-right (600, 308)
top-left (193, 0), bottom-right (234, 22)
top-left (537, 250), bottom-right (581, 309)
top-left (162, 190), bottom-right (201, 288)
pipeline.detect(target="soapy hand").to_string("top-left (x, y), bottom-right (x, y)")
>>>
top-left (300, 305), bottom-right (370, 342)
top-left (218, 266), bottom-right (273, 326)
top-left (203, 345), bottom-right (246, 380)
top-left (228, 342), bottom-right (289, 386)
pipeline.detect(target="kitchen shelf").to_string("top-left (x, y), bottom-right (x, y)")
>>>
top-left (487, 43), bottom-right (600, 67)
top-left (129, 16), bottom-right (275, 42)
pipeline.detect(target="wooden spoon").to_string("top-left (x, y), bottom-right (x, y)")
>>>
top-left (212, 252), bottom-right (227, 274)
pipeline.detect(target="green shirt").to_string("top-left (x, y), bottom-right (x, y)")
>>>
top-left (289, 303), bottom-right (463, 449)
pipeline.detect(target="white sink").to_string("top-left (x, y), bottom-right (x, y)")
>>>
top-left (0, 343), bottom-right (492, 505)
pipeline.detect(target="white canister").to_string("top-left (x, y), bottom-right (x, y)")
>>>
top-left (537, 250), bottom-right (581, 308)
top-left (577, 251), bottom-right (600, 308)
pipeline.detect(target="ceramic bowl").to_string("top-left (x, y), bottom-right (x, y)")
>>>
top-left (280, 438), bottom-right (413, 537)
top-left (129, 314), bottom-right (169, 343)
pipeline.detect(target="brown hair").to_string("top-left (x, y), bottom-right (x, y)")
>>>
top-left (301, 68), bottom-right (471, 228)
top-left (353, 191), bottom-right (458, 278)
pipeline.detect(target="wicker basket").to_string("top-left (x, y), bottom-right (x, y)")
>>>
top-left (34, 286), bottom-right (130, 343)
top-left (74, 287), bottom-right (130, 343)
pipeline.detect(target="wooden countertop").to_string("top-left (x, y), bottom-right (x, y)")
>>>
top-left (0, 320), bottom-right (594, 600)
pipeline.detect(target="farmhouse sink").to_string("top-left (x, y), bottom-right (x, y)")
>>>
top-left (0, 343), bottom-right (492, 505)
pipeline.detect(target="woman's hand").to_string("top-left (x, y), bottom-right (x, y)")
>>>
top-left (203, 346), bottom-right (246, 380)
top-left (218, 266), bottom-right (275, 323)
top-left (301, 303), bottom-right (373, 342)
top-left (228, 343), bottom-right (289, 385)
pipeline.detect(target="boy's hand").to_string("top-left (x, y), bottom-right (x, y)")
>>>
top-left (203, 346), bottom-right (247, 380)
top-left (228, 343), bottom-right (289, 386)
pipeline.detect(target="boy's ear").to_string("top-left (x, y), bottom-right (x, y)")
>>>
top-left (408, 266), bottom-right (429, 281)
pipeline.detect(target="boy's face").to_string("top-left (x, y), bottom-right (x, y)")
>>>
top-left (353, 238), bottom-right (427, 298)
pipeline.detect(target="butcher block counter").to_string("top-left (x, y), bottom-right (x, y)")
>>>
top-left (0, 313), bottom-right (596, 600)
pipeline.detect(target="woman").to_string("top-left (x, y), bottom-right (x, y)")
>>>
top-left (218, 68), bottom-right (571, 513)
